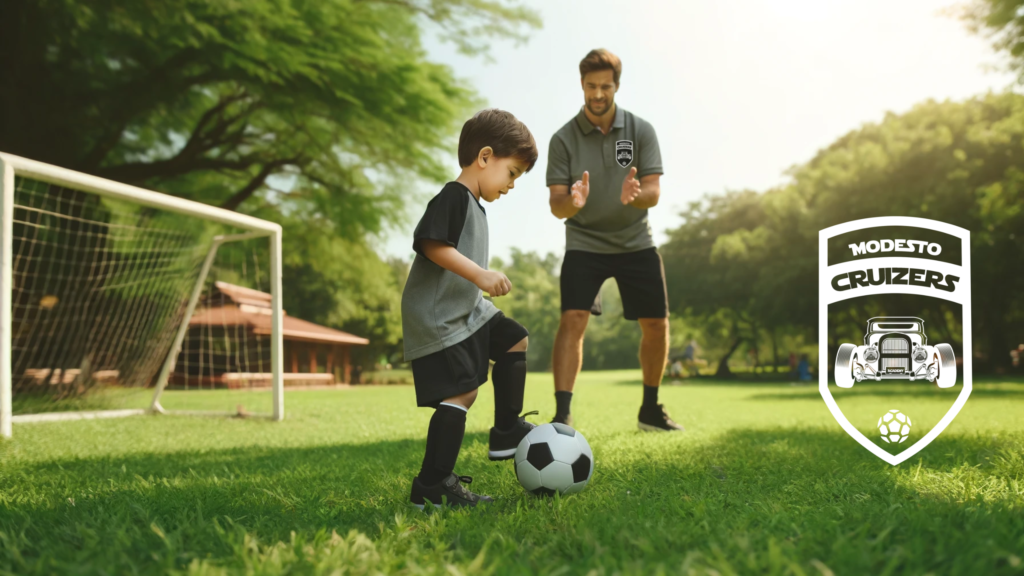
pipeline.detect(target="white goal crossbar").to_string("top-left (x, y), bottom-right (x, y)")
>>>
top-left (0, 152), bottom-right (285, 437)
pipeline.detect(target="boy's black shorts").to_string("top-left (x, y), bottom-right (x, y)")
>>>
top-left (411, 311), bottom-right (528, 408)
top-left (560, 248), bottom-right (669, 320)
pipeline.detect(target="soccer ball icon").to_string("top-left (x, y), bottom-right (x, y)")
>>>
top-left (878, 409), bottom-right (912, 444)
top-left (515, 423), bottom-right (593, 496)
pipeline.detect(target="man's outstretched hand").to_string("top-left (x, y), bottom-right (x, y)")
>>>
top-left (571, 171), bottom-right (590, 208)
top-left (621, 167), bottom-right (641, 205)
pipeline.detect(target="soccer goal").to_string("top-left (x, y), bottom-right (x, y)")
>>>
top-left (0, 153), bottom-right (284, 438)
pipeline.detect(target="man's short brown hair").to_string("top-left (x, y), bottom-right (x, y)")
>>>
top-left (579, 49), bottom-right (622, 85)
top-left (457, 109), bottom-right (538, 171)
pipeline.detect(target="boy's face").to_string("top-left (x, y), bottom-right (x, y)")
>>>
top-left (476, 149), bottom-right (529, 203)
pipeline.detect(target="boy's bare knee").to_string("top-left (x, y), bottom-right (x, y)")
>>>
top-left (444, 388), bottom-right (478, 409)
top-left (508, 336), bottom-right (528, 353)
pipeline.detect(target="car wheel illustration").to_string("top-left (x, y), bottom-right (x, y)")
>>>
top-left (835, 343), bottom-right (856, 388)
top-left (935, 343), bottom-right (957, 388)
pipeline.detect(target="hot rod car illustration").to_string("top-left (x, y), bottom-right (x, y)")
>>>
top-left (834, 317), bottom-right (956, 388)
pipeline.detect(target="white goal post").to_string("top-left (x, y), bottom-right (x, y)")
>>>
top-left (0, 152), bottom-right (284, 438)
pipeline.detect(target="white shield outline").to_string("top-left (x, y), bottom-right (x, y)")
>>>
top-left (818, 216), bottom-right (972, 466)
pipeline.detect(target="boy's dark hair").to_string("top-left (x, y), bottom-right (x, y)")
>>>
top-left (457, 109), bottom-right (538, 171)
top-left (579, 48), bottom-right (622, 86)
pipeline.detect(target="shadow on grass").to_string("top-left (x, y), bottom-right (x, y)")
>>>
top-left (615, 377), bottom-right (810, 387)
top-left (2, 426), bottom-right (1023, 574)
top-left (749, 382), bottom-right (1024, 402)
top-left (616, 375), bottom-right (1024, 388)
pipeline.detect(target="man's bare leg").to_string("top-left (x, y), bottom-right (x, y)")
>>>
top-left (553, 310), bottom-right (590, 392)
top-left (552, 310), bottom-right (590, 423)
top-left (637, 317), bottom-right (683, 431)
top-left (638, 317), bottom-right (669, 387)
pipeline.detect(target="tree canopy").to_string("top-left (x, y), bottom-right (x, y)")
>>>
top-left (0, 0), bottom-right (539, 234)
top-left (662, 92), bottom-right (1024, 373)
top-left (0, 0), bottom-right (540, 361)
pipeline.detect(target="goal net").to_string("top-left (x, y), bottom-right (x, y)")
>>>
top-left (0, 153), bottom-right (283, 437)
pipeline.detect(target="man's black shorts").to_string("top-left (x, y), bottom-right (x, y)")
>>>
top-left (560, 248), bottom-right (668, 320)
top-left (411, 311), bottom-right (529, 408)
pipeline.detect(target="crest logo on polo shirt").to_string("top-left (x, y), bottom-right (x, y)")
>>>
top-left (615, 140), bottom-right (633, 168)
top-left (818, 217), bottom-right (972, 466)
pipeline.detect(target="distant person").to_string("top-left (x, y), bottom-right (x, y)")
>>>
top-left (682, 339), bottom-right (703, 377)
top-left (1011, 344), bottom-right (1023, 368)
top-left (351, 365), bottom-right (362, 385)
top-left (668, 358), bottom-right (685, 379)
top-left (547, 49), bottom-right (682, 432)
top-left (797, 354), bottom-right (812, 382)
top-left (788, 352), bottom-right (798, 377)
top-left (401, 109), bottom-right (539, 509)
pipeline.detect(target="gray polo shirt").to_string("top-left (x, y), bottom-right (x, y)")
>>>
top-left (402, 182), bottom-right (499, 361)
top-left (546, 106), bottom-right (663, 253)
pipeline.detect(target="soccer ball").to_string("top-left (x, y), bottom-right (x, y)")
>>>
top-left (877, 409), bottom-right (912, 444)
top-left (515, 423), bottom-right (593, 496)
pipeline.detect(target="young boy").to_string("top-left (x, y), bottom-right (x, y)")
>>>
top-left (402, 109), bottom-right (540, 509)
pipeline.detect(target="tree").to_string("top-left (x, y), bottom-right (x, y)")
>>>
top-left (0, 0), bottom-right (541, 383)
top-left (662, 92), bottom-right (1024, 372)
top-left (661, 191), bottom-right (768, 376)
top-left (0, 0), bottom-right (540, 233)
top-left (490, 250), bottom-right (562, 371)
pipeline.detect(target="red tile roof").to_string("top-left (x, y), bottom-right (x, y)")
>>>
top-left (190, 283), bottom-right (369, 346)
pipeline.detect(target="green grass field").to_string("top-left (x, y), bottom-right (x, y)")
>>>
top-left (2, 371), bottom-right (1023, 575)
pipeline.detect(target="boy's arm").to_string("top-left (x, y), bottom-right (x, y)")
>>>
top-left (420, 239), bottom-right (512, 297)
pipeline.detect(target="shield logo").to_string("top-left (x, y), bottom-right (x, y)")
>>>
top-left (818, 217), bottom-right (972, 465)
top-left (615, 140), bottom-right (633, 168)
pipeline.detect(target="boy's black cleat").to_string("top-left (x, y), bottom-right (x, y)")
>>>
top-left (410, 473), bottom-right (494, 510)
top-left (638, 403), bottom-right (685, 432)
top-left (551, 413), bottom-right (574, 427)
top-left (488, 410), bottom-right (538, 460)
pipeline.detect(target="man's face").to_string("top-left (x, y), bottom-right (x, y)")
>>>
top-left (479, 152), bottom-right (528, 203)
top-left (582, 69), bottom-right (617, 118)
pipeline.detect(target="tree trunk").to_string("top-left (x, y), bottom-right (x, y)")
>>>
top-left (715, 336), bottom-right (744, 378)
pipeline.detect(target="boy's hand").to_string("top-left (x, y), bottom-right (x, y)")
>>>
top-left (475, 270), bottom-right (512, 297)
top-left (571, 171), bottom-right (590, 208)
top-left (621, 167), bottom-right (641, 205)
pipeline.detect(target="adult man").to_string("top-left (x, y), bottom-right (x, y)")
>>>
top-left (547, 49), bottom-right (683, 432)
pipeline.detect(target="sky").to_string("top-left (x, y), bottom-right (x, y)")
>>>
top-left (380, 0), bottom-right (1014, 261)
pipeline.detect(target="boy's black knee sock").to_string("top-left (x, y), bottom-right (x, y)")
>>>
top-left (643, 384), bottom-right (659, 408)
top-left (555, 390), bottom-right (573, 419)
top-left (418, 403), bottom-right (467, 486)
top-left (492, 351), bottom-right (527, 430)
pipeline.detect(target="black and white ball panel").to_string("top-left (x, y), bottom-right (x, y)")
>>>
top-left (551, 422), bottom-right (576, 437)
top-left (515, 458), bottom-right (543, 491)
top-left (571, 453), bottom-right (591, 483)
top-left (526, 442), bottom-right (554, 470)
top-left (514, 423), bottom-right (594, 496)
top-left (539, 460), bottom-right (574, 491)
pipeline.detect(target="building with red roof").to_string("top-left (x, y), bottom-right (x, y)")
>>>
top-left (170, 282), bottom-right (368, 388)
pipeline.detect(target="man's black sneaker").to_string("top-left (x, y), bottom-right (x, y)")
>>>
top-left (551, 413), bottom-right (574, 427)
top-left (410, 473), bottom-right (494, 510)
top-left (638, 403), bottom-right (684, 432)
top-left (488, 410), bottom-right (538, 460)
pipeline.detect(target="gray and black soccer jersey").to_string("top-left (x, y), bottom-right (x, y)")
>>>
top-left (402, 182), bottom-right (499, 361)
top-left (546, 106), bottom-right (664, 254)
